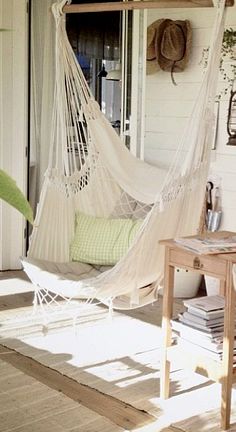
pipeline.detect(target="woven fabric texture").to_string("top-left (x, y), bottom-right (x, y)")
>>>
top-left (70, 213), bottom-right (141, 265)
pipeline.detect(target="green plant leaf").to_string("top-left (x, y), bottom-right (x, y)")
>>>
top-left (201, 27), bottom-right (236, 100)
top-left (0, 169), bottom-right (34, 224)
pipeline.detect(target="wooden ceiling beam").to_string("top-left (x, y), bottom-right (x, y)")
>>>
top-left (63, 0), bottom-right (234, 14)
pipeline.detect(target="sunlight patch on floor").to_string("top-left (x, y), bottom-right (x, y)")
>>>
top-left (148, 374), bottom-right (236, 431)
top-left (19, 315), bottom-right (162, 368)
top-left (86, 360), bottom-right (143, 382)
top-left (0, 275), bottom-right (33, 295)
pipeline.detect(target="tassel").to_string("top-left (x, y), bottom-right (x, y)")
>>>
top-left (107, 299), bottom-right (113, 322)
top-left (159, 195), bottom-right (164, 212)
top-left (130, 285), bottom-right (140, 306)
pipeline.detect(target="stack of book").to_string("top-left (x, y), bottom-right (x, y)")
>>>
top-left (171, 295), bottom-right (236, 362)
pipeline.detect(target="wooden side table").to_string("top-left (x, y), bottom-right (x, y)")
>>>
top-left (159, 231), bottom-right (236, 431)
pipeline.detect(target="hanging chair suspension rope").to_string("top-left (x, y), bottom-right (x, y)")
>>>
top-left (62, 0), bottom-right (233, 14)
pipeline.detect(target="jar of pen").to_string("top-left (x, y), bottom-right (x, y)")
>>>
top-left (206, 181), bottom-right (222, 232)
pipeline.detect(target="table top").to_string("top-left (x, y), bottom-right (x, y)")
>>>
top-left (159, 231), bottom-right (236, 262)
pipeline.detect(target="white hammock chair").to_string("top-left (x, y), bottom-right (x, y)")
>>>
top-left (22, 0), bottom-right (226, 312)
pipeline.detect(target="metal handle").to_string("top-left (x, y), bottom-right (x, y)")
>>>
top-left (193, 257), bottom-right (203, 270)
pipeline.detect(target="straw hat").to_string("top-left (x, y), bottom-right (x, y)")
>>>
top-left (146, 19), bottom-right (164, 75)
top-left (146, 19), bottom-right (192, 79)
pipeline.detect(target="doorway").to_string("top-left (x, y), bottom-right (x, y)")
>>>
top-left (66, 4), bottom-right (132, 149)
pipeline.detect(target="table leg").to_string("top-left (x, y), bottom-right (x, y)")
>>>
top-left (219, 279), bottom-right (226, 296)
top-left (160, 247), bottom-right (174, 399)
top-left (221, 262), bottom-right (235, 431)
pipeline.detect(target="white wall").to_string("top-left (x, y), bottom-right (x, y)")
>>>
top-left (0, 0), bottom-right (28, 269)
top-left (145, 3), bottom-right (236, 231)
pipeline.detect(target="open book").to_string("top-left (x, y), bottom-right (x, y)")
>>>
top-left (174, 235), bottom-right (236, 254)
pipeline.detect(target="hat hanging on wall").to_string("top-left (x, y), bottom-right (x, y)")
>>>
top-left (146, 18), bottom-right (192, 85)
top-left (146, 19), bottom-right (164, 75)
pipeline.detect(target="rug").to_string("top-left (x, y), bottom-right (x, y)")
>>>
top-left (2, 296), bottom-right (236, 431)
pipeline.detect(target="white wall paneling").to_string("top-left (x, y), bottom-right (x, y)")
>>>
top-left (144, 3), bottom-right (236, 231)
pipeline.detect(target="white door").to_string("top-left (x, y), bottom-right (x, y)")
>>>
top-left (0, 0), bottom-right (28, 269)
top-left (121, 8), bottom-right (146, 159)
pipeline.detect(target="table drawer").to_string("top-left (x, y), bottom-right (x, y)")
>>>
top-left (169, 248), bottom-right (227, 278)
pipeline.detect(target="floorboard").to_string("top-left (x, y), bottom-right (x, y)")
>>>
top-left (0, 357), bottom-right (124, 432)
top-left (0, 343), bottom-right (156, 430)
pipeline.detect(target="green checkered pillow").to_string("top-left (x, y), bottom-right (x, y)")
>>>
top-left (70, 212), bottom-right (142, 265)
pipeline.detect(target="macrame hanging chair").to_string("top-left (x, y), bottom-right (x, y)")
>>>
top-left (22, 0), bottom-right (226, 311)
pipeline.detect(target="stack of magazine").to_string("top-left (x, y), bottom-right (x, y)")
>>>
top-left (171, 295), bottom-right (236, 362)
top-left (174, 235), bottom-right (236, 254)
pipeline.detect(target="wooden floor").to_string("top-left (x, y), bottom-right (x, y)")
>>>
top-left (0, 270), bottom-right (236, 431)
